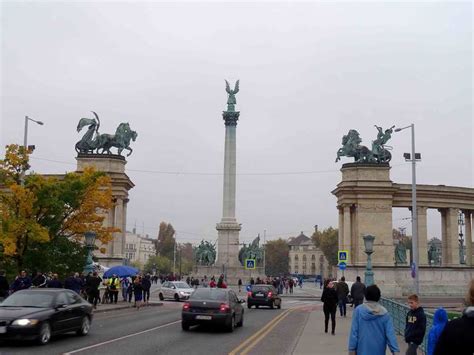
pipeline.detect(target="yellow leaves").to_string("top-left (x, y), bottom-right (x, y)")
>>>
top-left (0, 144), bottom-right (30, 184)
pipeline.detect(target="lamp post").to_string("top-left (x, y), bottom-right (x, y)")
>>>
top-left (458, 211), bottom-right (465, 264)
top-left (363, 234), bottom-right (375, 286)
top-left (83, 231), bottom-right (96, 274)
top-left (395, 124), bottom-right (421, 295)
top-left (21, 116), bottom-right (44, 185)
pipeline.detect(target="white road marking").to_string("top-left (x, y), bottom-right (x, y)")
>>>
top-left (63, 320), bottom-right (180, 354)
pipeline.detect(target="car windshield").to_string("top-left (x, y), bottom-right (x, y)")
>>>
top-left (190, 289), bottom-right (227, 301)
top-left (0, 292), bottom-right (54, 308)
top-left (252, 286), bottom-right (271, 292)
top-left (174, 282), bottom-right (191, 289)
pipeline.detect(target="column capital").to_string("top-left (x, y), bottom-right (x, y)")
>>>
top-left (223, 111), bottom-right (240, 126)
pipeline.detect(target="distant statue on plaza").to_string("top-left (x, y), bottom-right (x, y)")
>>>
top-left (335, 125), bottom-right (395, 164)
top-left (225, 80), bottom-right (239, 112)
top-left (239, 235), bottom-right (263, 266)
top-left (194, 240), bottom-right (216, 266)
top-left (75, 111), bottom-right (137, 156)
top-left (394, 241), bottom-right (407, 265)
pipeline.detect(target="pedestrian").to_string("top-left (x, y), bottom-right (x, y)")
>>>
top-left (427, 308), bottom-right (448, 355)
top-left (250, 277), bottom-right (255, 285)
top-left (0, 270), bottom-right (9, 301)
top-left (284, 279), bottom-right (289, 294)
top-left (209, 278), bottom-right (216, 288)
top-left (32, 271), bottom-right (47, 288)
top-left (238, 278), bottom-right (242, 292)
top-left (348, 284), bottom-right (400, 355)
top-left (133, 276), bottom-right (144, 310)
top-left (217, 275), bottom-right (227, 288)
top-left (121, 277), bottom-right (130, 302)
top-left (142, 274), bottom-right (151, 305)
top-left (434, 280), bottom-right (474, 355)
top-left (289, 278), bottom-right (294, 294)
top-left (127, 277), bottom-right (134, 303)
top-left (350, 276), bottom-right (366, 308)
top-left (47, 273), bottom-right (63, 288)
top-left (404, 294), bottom-right (426, 355)
top-left (321, 279), bottom-right (338, 335)
top-left (86, 272), bottom-right (102, 309)
top-left (10, 270), bottom-right (32, 293)
top-left (336, 276), bottom-right (349, 317)
top-left (65, 272), bottom-right (83, 294)
top-left (108, 274), bottom-right (120, 304)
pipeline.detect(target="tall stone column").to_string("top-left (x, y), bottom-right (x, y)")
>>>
top-left (446, 208), bottom-right (460, 266)
top-left (338, 207), bottom-right (344, 251)
top-left (440, 209), bottom-right (448, 266)
top-left (417, 207), bottom-right (428, 266)
top-left (343, 205), bottom-right (351, 262)
top-left (113, 198), bottom-right (124, 259)
top-left (216, 110), bottom-right (241, 268)
top-left (464, 210), bottom-right (472, 266)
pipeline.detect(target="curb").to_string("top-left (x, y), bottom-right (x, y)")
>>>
top-left (92, 302), bottom-right (163, 314)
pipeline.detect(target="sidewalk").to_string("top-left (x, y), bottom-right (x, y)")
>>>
top-left (93, 300), bottom-right (163, 314)
top-left (292, 307), bottom-right (408, 355)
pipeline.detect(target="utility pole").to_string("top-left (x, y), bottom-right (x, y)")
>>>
top-left (263, 229), bottom-right (266, 276)
top-left (173, 233), bottom-right (177, 278)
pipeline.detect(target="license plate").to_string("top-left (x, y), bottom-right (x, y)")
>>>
top-left (255, 293), bottom-right (264, 297)
top-left (196, 315), bottom-right (212, 320)
top-left (0, 326), bottom-right (6, 334)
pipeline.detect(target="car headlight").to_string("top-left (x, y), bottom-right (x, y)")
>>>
top-left (12, 319), bottom-right (39, 326)
top-left (179, 291), bottom-right (185, 295)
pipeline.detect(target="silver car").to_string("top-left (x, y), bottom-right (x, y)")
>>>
top-left (158, 281), bottom-right (195, 301)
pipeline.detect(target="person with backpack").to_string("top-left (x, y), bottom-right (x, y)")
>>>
top-left (336, 276), bottom-right (350, 317)
top-left (350, 276), bottom-right (366, 308)
top-left (321, 279), bottom-right (338, 335)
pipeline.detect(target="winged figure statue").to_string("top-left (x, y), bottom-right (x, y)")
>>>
top-left (225, 79), bottom-right (239, 112)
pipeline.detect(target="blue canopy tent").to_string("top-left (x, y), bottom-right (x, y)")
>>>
top-left (103, 265), bottom-right (139, 278)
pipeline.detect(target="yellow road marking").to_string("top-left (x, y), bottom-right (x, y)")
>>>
top-left (228, 309), bottom-right (290, 355)
top-left (239, 309), bottom-right (293, 355)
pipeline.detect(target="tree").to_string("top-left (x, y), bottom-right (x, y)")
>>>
top-left (312, 227), bottom-right (338, 266)
top-left (144, 255), bottom-right (173, 275)
top-left (0, 144), bottom-right (117, 273)
top-left (154, 222), bottom-right (175, 260)
top-left (264, 239), bottom-right (289, 276)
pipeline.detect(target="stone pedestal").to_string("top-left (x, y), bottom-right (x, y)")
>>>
top-left (216, 222), bottom-right (241, 268)
top-left (76, 154), bottom-right (134, 267)
top-left (332, 163), bottom-right (396, 267)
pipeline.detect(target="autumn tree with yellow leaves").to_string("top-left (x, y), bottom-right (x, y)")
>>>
top-left (0, 144), bottom-right (117, 275)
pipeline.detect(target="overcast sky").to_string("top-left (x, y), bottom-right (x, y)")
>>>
top-left (1, 1), bottom-right (472, 245)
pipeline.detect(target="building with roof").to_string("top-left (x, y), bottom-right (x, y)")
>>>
top-left (288, 230), bottom-right (330, 277)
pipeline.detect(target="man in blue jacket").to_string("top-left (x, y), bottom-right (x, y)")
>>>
top-left (348, 285), bottom-right (400, 355)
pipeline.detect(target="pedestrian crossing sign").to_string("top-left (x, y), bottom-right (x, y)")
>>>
top-left (245, 259), bottom-right (256, 270)
top-left (338, 250), bottom-right (349, 263)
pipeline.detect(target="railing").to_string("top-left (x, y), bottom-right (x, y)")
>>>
top-left (380, 298), bottom-right (433, 354)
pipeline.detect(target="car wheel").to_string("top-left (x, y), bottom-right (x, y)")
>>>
top-left (181, 321), bottom-right (190, 331)
top-left (255, 305), bottom-right (259, 309)
top-left (76, 316), bottom-right (91, 336)
top-left (270, 301), bottom-right (274, 309)
top-left (226, 315), bottom-right (235, 332)
top-left (174, 294), bottom-right (180, 302)
top-left (37, 322), bottom-right (51, 345)
top-left (277, 302), bottom-right (281, 309)
top-left (237, 312), bottom-right (244, 327)
top-left (159, 293), bottom-right (164, 301)
top-left (247, 303), bottom-right (252, 309)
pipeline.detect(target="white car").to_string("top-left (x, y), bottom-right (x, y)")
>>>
top-left (158, 281), bottom-right (194, 301)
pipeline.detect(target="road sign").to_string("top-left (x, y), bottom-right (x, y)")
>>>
top-left (338, 262), bottom-right (347, 270)
top-left (245, 259), bottom-right (256, 270)
top-left (338, 250), bottom-right (348, 263)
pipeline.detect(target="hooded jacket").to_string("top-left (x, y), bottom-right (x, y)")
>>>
top-left (348, 301), bottom-right (400, 355)
top-left (434, 306), bottom-right (474, 355)
top-left (427, 308), bottom-right (448, 355)
top-left (404, 306), bottom-right (427, 345)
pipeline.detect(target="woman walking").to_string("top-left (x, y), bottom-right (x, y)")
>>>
top-left (321, 279), bottom-right (338, 335)
top-left (133, 276), bottom-right (144, 310)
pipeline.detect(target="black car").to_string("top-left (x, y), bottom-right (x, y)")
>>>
top-left (0, 289), bottom-right (93, 345)
top-left (247, 285), bottom-right (282, 309)
top-left (181, 288), bottom-right (245, 332)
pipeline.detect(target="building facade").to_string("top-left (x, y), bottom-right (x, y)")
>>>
top-left (124, 230), bottom-right (156, 266)
top-left (288, 232), bottom-right (329, 277)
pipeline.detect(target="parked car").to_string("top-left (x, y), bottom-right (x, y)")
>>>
top-left (247, 285), bottom-right (282, 309)
top-left (158, 281), bottom-right (194, 301)
top-left (0, 289), bottom-right (93, 345)
top-left (181, 288), bottom-right (245, 332)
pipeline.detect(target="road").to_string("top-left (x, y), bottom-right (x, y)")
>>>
top-left (0, 288), bottom-right (319, 355)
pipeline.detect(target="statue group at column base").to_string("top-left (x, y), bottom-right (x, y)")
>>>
top-left (193, 265), bottom-right (265, 286)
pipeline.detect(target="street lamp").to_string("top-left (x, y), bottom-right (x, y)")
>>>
top-left (458, 211), bottom-right (465, 264)
top-left (363, 234), bottom-right (375, 286)
top-left (395, 124), bottom-right (421, 294)
top-left (21, 116), bottom-right (44, 185)
top-left (83, 231), bottom-right (96, 274)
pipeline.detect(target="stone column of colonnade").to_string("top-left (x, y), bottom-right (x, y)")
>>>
top-left (338, 204), bottom-right (361, 265)
top-left (440, 208), bottom-right (462, 266)
top-left (463, 210), bottom-right (472, 266)
top-left (113, 198), bottom-right (125, 259)
top-left (416, 207), bottom-right (428, 266)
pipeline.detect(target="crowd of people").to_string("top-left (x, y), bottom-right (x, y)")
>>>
top-left (319, 276), bottom-right (474, 355)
